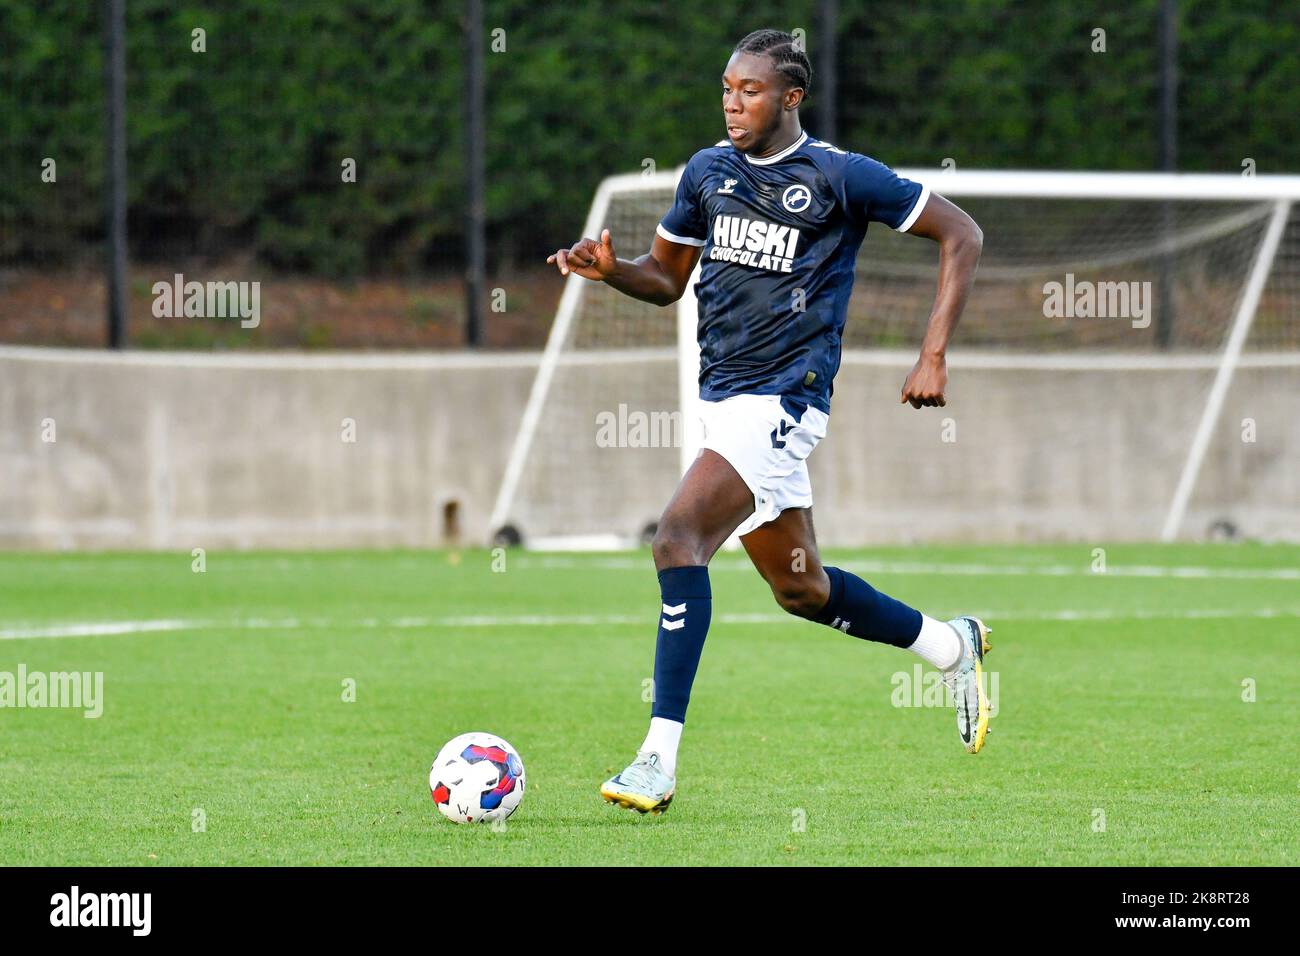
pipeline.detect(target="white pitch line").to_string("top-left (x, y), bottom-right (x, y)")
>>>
top-left (512, 556), bottom-right (1300, 580)
top-left (843, 561), bottom-right (1300, 581)
top-left (2, 606), bottom-right (1298, 641)
top-left (0, 619), bottom-right (197, 639)
top-left (11, 556), bottom-right (1297, 582)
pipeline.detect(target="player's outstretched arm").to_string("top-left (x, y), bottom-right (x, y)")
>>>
top-left (898, 194), bottom-right (984, 408)
top-left (546, 230), bottom-right (701, 307)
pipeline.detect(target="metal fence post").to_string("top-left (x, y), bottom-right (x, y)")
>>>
top-left (104, 0), bottom-right (128, 349)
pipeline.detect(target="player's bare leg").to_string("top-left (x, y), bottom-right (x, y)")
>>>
top-left (650, 449), bottom-right (755, 571)
top-left (743, 507), bottom-right (993, 753)
top-left (600, 449), bottom-right (754, 813)
top-left (740, 505), bottom-right (831, 617)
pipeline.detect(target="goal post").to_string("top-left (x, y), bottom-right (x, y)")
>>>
top-left (491, 168), bottom-right (1300, 548)
top-left (1158, 198), bottom-right (1291, 540)
top-left (488, 169), bottom-right (683, 550)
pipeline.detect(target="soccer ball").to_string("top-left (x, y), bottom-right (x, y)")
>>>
top-left (429, 732), bottom-right (526, 824)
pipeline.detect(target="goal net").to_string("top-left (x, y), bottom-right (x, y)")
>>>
top-left (491, 168), bottom-right (1300, 548)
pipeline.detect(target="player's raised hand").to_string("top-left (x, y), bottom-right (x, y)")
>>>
top-left (547, 229), bottom-right (617, 280)
top-left (900, 354), bottom-right (948, 408)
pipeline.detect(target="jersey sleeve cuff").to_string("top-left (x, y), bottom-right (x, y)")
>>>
top-left (894, 183), bottom-right (931, 233)
top-left (656, 222), bottom-right (707, 247)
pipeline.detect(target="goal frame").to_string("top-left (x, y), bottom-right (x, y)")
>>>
top-left (490, 168), bottom-right (1300, 547)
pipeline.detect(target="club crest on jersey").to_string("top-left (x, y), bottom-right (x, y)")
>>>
top-left (709, 214), bottom-right (801, 272)
top-left (782, 184), bottom-right (811, 212)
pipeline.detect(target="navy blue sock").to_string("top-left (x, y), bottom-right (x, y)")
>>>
top-left (650, 565), bottom-right (712, 724)
top-left (814, 566), bottom-right (922, 648)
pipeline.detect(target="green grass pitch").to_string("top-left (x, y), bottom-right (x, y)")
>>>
top-left (1, 544), bottom-right (1296, 866)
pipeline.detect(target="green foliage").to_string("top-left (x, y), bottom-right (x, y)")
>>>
top-left (0, 0), bottom-right (106, 261)
top-left (1, 0), bottom-right (1296, 274)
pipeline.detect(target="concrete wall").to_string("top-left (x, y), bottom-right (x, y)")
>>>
top-left (821, 353), bottom-right (1299, 544)
top-left (1, 346), bottom-right (1296, 549)
top-left (0, 347), bottom-right (534, 549)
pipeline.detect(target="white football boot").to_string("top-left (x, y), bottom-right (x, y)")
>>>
top-left (943, 616), bottom-right (993, 753)
top-left (600, 751), bottom-right (675, 814)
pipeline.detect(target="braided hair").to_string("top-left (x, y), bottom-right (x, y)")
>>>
top-left (733, 29), bottom-right (812, 96)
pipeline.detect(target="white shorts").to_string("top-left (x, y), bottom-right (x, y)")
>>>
top-left (697, 393), bottom-right (830, 537)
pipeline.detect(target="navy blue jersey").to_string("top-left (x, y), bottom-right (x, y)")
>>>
top-left (657, 131), bottom-right (928, 415)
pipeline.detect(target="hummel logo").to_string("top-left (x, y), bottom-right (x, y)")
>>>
top-left (661, 602), bottom-right (686, 631)
top-left (810, 140), bottom-right (847, 155)
top-left (717, 178), bottom-right (737, 194)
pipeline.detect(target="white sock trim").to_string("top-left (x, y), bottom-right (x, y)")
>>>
top-left (640, 716), bottom-right (683, 777)
top-left (908, 615), bottom-right (964, 671)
